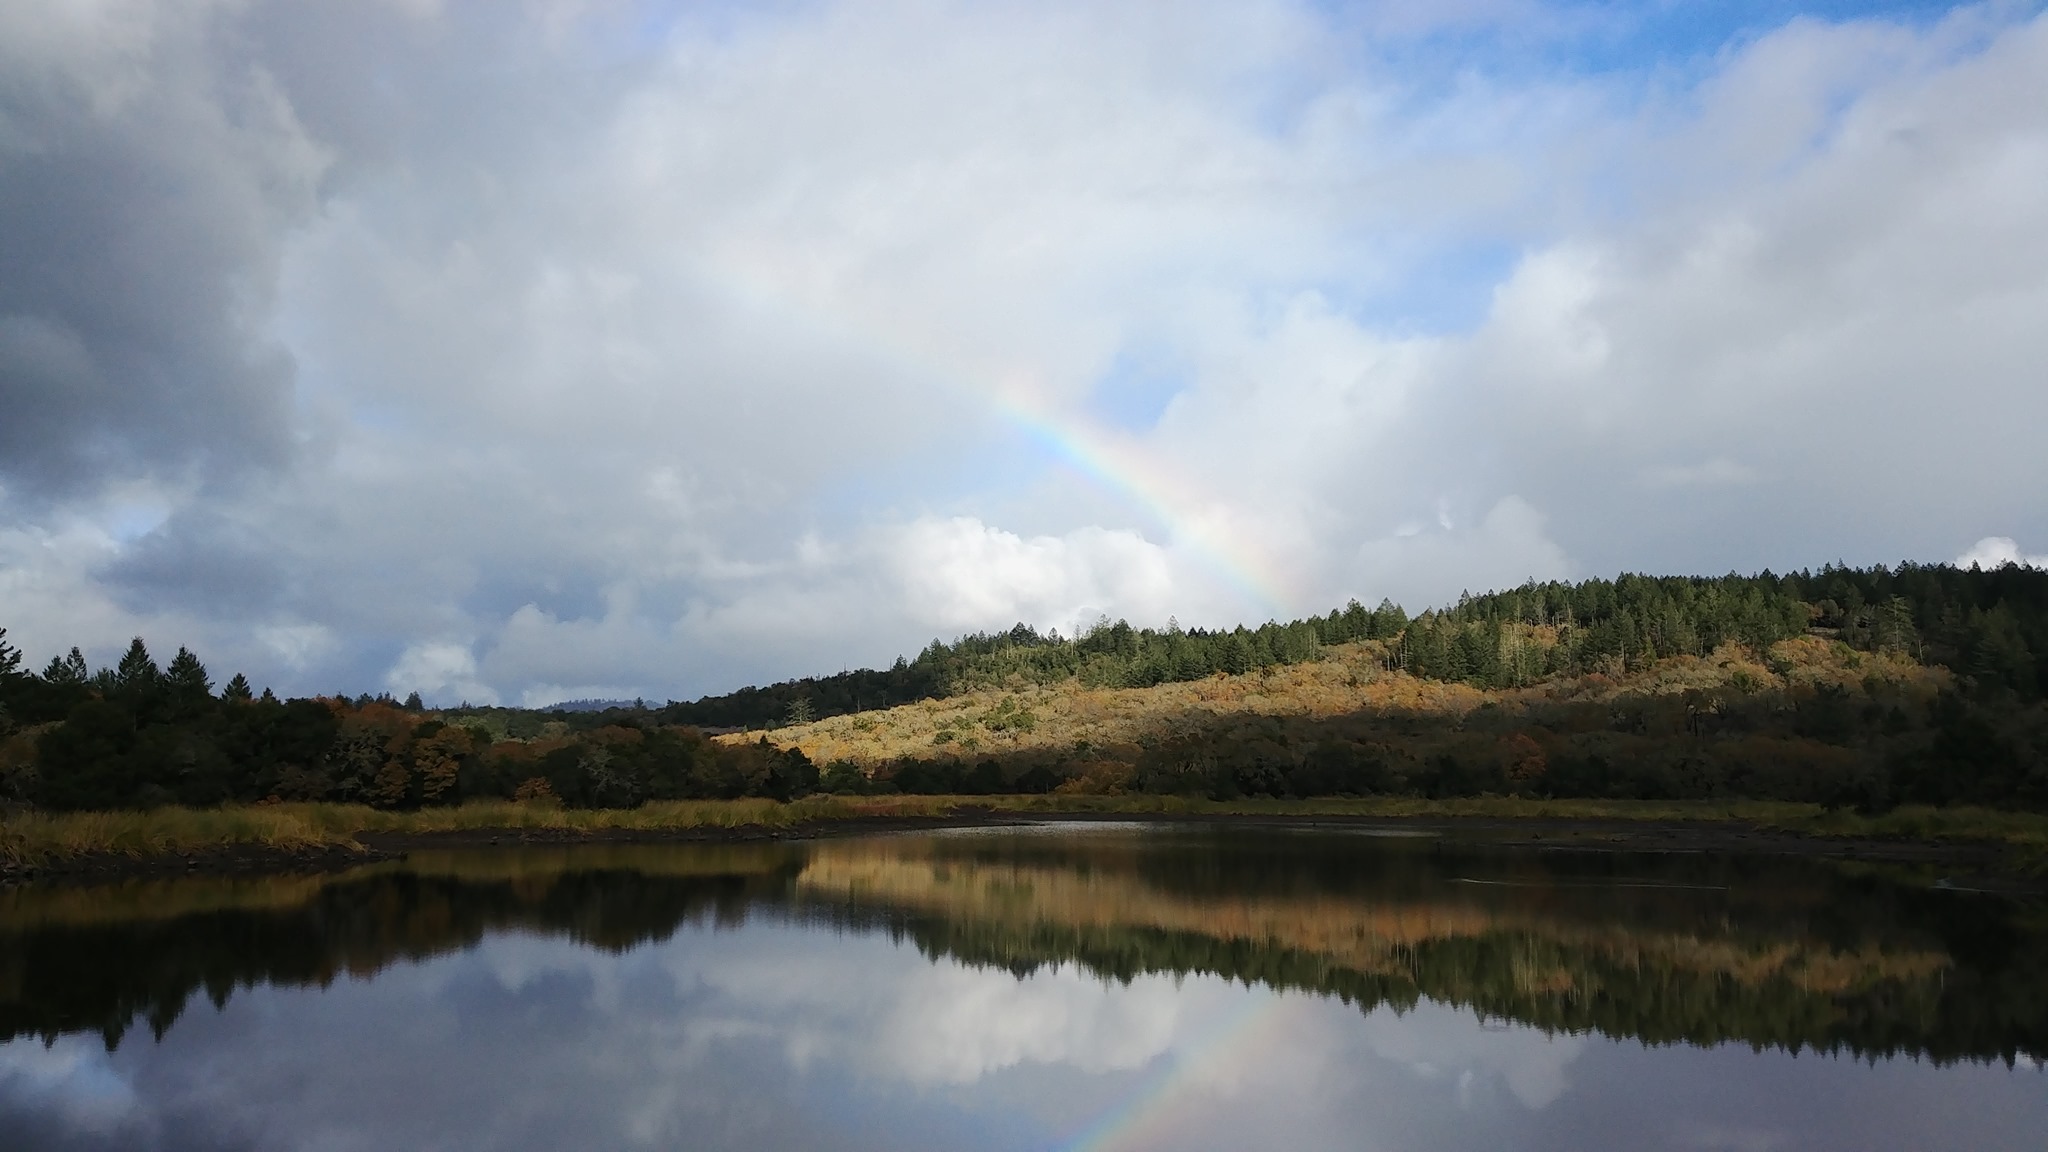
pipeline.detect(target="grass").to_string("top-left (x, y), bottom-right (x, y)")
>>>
top-left (0, 798), bottom-right (828, 868)
top-left (731, 637), bottom-right (1945, 768)
top-left (0, 805), bottom-right (363, 867)
top-left (7, 794), bottom-right (2048, 873)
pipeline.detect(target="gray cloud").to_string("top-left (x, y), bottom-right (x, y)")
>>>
top-left (0, 3), bottom-right (323, 500)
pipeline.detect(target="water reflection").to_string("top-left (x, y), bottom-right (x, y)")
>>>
top-left (1, 826), bottom-right (2043, 1151)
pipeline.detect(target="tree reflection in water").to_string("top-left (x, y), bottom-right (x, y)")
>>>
top-left (1, 829), bottom-right (2042, 1064)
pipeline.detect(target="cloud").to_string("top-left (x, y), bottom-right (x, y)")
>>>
top-left (1641, 459), bottom-right (1760, 490)
top-left (386, 640), bottom-right (499, 706)
top-left (875, 962), bottom-right (1183, 1084)
top-left (0, 1), bottom-right (325, 498)
top-left (1956, 537), bottom-right (2048, 570)
top-left (1349, 496), bottom-right (1573, 609)
top-left (2, 1), bottom-right (2045, 700)
top-left (0, 1035), bottom-right (140, 1136)
top-left (668, 926), bottom-right (1191, 1087)
top-left (888, 518), bottom-right (1176, 636)
top-left (1362, 1000), bottom-right (1587, 1110)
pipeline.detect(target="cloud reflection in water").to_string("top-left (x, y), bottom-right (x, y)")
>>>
top-left (4, 829), bottom-right (2048, 1151)
top-left (2, 915), bottom-right (2043, 1152)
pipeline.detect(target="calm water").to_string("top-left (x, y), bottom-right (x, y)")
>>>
top-left (2, 825), bottom-right (2044, 1151)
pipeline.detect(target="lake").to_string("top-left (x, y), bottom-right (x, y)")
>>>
top-left (2, 823), bottom-right (2043, 1150)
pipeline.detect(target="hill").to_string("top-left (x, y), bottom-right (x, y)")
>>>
top-left (713, 562), bottom-right (2048, 811)
top-left (731, 634), bottom-right (2004, 809)
top-left (666, 561), bottom-right (2046, 730)
top-left (2, 561), bottom-right (2044, 813)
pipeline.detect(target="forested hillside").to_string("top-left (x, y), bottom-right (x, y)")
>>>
top-left (2, 561), bottom-right (2045, 813)
top-left (662, 562), bottom-right (2046, 728)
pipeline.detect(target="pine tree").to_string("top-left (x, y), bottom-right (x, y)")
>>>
top-left (113, 637), bottom-right (160, 695)
top-left (1372, 598), bottom-right (1409, 637)
top-left (0, 628), bottom-right (19, 679)
top-left (223, 673), bottom-right (255, 702)
top-left (165, 646), bottom-right (212, 706)
top-left (42, 649), bottom-right (95, 685)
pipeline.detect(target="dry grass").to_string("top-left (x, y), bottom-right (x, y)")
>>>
top-left (794, 839), bottom-right (1953, 992)
top-left (0, 805), bottom-right (364, 867)
top-left (1796, 804), bottom-right (2048, 855)
top-left (0, 797), bottom-right (857, 868)
top-left (737, 643), bottom-right (1490, 766)
top-left (7, 793), bottom-right (2045, 872)
top-left (728, 639), bottom-right (1950, 768)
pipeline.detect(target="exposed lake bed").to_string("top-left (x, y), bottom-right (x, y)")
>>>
top-left (4, 823), bottom-right (2045, 1150)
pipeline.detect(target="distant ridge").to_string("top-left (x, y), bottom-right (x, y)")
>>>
top-left (545, 698), bottom-right (643, 713)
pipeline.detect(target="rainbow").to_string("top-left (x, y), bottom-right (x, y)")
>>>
top-left (992, 387), bottom-right (1293, 622)
top-left (707, 251), bottom-right (1295, 621)
top-left (1055, 986), bottom-right (1294, 1151)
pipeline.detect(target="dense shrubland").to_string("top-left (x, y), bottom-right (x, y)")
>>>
top-left (2, 561), bottom-right (2045, 814)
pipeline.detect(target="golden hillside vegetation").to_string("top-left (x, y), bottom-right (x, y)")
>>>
top-left (793, 835), bottom-right (1949, 996)
top-left (731, 638), bottom-right (1947, 774)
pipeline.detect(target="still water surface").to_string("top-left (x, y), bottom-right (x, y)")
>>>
top-left (2, 824), bottom-right (2044, 1151)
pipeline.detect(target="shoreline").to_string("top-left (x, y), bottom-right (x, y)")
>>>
top-left (6, 804), bottom-right (2040, 892)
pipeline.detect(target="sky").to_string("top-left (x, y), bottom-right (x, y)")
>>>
top-left (2, 0), bottom-right (2046, 706)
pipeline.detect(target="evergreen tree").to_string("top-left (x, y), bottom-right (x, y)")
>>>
top-left (1372, 598), bottom-right (1409, 637)
top-left (43, 648), bottom-right (90, 685)
top-left (223, 674), bottom-right (255, 703)
top-left (113, 638), bottom-right (160, 694)
top-left (164, 647), bottom-right (212, 710)
top-left (110, 639), bottom-right (163, 722)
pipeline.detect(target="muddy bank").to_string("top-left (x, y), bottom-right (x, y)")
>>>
top-left (6, 810), bottom-right (2038, 892)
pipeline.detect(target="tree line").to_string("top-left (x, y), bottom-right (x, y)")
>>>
top-left (0, 634), bottom-right (818, 812)
top-left (656, 612), bottom-right (1378, 730)
top-left (1395, 563), bottom-right (2047, 694)
top-left (2, 560), bottom-right (2045, 812)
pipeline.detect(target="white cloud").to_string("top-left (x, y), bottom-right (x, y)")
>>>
top-left (889, 517), bottom-right (1176, 635)
top-left (0, 1034), bottom-right (141, 1135)
top-left (1956, 537), bottom-right (2048, 570)
top-left (257, 623), bottom-right (337, 671)
top-left (877, 962), bottom-right (1183, 1084)
top-left (1362, 1001), bottom-right (1587, 1111)
top-left (386, 640), bottom-right (500, 705)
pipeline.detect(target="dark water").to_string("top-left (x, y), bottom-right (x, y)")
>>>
top-left (2, 825), bottom-right (2044, 1151)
